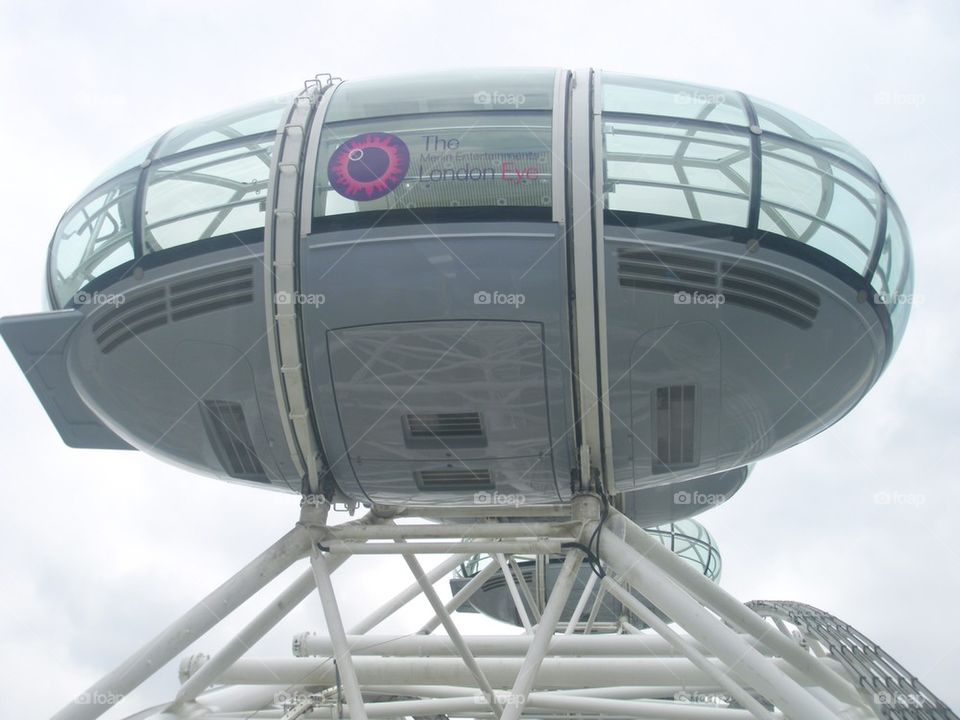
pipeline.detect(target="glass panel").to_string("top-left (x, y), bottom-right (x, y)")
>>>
top-left (603, 73), bottom-right (749, 127)
top-left (750, 95), bottom-right (877, 178)
top-left (51, 171), bottom-right (138, 306)
top-left (314, 112), bottom-right (552, 216)
top-left (143, 138), bottom-right (274, 251)
top-left (154, 95), bottom-right (291, 158)
top-left (871, 201), bottom-right (913, 353)
top-left (759, 138), bottom-right (879, 274)
top-left (81, 134), bottom-right (160, 195)
top-left (323, 69), bottom-right (555, 123)
top-left (603, 118), bottom-right (752, 227)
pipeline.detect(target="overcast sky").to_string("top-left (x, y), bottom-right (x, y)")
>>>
top-left (0, 0), bottom-right (958, 717)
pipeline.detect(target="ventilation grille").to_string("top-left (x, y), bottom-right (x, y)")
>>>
top-left (414, 468), bottom-right (494, 491)
top-left (403, 412), bottom-right (487, 449)
top-left (482, 564), bottom-right (535, 592)
top-left (92, 265), bottom-right (255, 353)
top-left (653, 384), bottom-right (697, 474)
top-left (200, 399), bottom-right (267, 482)
top-left (617, 249), bottom-right (820, 329)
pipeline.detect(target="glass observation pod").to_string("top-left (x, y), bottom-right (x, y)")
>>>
top-left (1, 70), bottom-right (911, 516)
top-left (449, 517), bottom-right (722, 628)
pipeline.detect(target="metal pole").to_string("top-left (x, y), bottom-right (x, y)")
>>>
top-left (602, 577), bottom-right (775, 720)
top-left (501, 550), bottom-right (583, 720)
top-left (319, 522), bottom-right (575, 541)
top-left (401, 551), bottom-right (502, 717)
top-left (494, 553), bottom-right (533, 632)
top-left (348, 553), bottom-right (467, 634)
top-left (310, 548), bottom-right (368, 720)
top-left (597, 525), bottom-right (837, 720)
top-left (609, 507), bottom-right (865, 709)
top-left (50, 525), bottom-right (312, 720)
top-left (564, 565), bottom-right (599, 634)
top-left (418, 558), bottom-right (502, 634)
top-left (172, 566), bottom-right (318, 705)
top-left (324, 540), bottom-right (562, 555)
top-left (508, 556), bottom-right (541, 622)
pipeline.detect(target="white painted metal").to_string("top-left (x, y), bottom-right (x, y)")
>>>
top-left (596, 524), bottom-right (840, 720)
top-left (500, 550), bottom-right (583, 720)
top-left (49, 499), bottom-right (882, 720)
top-left (310, 547), bottom-right (368, 720)
top-left (494, 552), bottom-right (533, 633)
top-left (49, 526), bottom-right (312, 720)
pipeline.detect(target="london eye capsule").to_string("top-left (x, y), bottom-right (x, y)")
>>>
top-left (1, 69), bottom-right (913, 511)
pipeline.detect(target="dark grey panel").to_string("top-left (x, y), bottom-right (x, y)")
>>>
top-left (0, 311), bottom-right (133, 450)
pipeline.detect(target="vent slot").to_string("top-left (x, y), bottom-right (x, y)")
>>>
top-left (403, 412), bottom-right (487, 449)
top-left (169, 266), bottom-right (254, 322)
top-left (617, 249), bottom-right (821, 329)
top-left (414, 468), bottom-right (494, 492)
top-left (652, 384), bottom-right (697, 474)
top-left (93, 288), bottom-right (168, 354)
top-left (199, 399), bottom-right (268, 482)
top-left (92, 265), bottom-right (256, 354)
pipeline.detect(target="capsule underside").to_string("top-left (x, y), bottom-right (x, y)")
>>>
top-left (1, 69), bottom-right (912, 517)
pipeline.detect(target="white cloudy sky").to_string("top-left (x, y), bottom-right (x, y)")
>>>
top-left (0, 0), bottom-right (958, 717)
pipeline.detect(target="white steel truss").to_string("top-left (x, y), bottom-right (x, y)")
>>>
top-left (49, 495), bottom-right (896, 720)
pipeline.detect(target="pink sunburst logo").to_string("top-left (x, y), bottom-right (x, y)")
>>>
top-left (327, 132), bottom-right (410, 201)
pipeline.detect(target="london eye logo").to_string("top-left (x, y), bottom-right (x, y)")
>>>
top-left (327, 132), bottom-right (410, 201)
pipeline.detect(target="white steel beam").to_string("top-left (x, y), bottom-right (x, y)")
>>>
top-left (50, 526), bottom-right (312, 720)
top-left (608, 507), bottom-right (866, 709)
top-left (310, 548), bottom-right (368, 720)
top-left (417, 557), bottom-right (502, 634)
top-left (347, 552), bottom-right (468, 635)
top-left (494, 553), bottom-right (533, 633)
top-left (597, 524), bottom-right (836, 720)
top-left (501, 550), bottom-right (583, 720)
top-left (602, 577), bottom-right (775, 720)
top-left (401, 550), bottom-right (502, 717)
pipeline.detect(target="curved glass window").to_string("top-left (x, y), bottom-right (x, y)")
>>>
top-left (154, 95), bottom-right (290, 158)
top-left (601, 72), bottom-right (888, 279)
top-left (143, 137), bottom-right (274, 251)
top-left (759, 138), bottom-right (880, 273)
top-left (313, 70), bottom-right (555, 217)
top-left (604, 74), bottom-right (749, 127)
top-left (871, 200), bottom-right (914, 349)
top-left (750, 95), bottom-right (877, 179)
top-left (50, 171), bottom-right (138, 306)
top-left (603, 118), bottom-right (752, 227)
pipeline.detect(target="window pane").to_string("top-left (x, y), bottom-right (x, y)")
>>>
top-left (314, 112), bottom-right (553, 216)
top-left (759, 139), bottom-right (879, 274)
top-left (603, 118), bottom-right (752, 227)
top-left (51, 172), bottom-right (138, 305)
top-left (750, 95), bottom-right (877, 179)
top-left (871, 201), bottom-right (913, 353)
top-left (323, 69), bottom-right (555, 123)
top-left (603, 73), bottom-right (749, 127)
top-left (154, 96), bottom-right (291, 158)
top-left (143, 138), bottom-right (274, 251)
